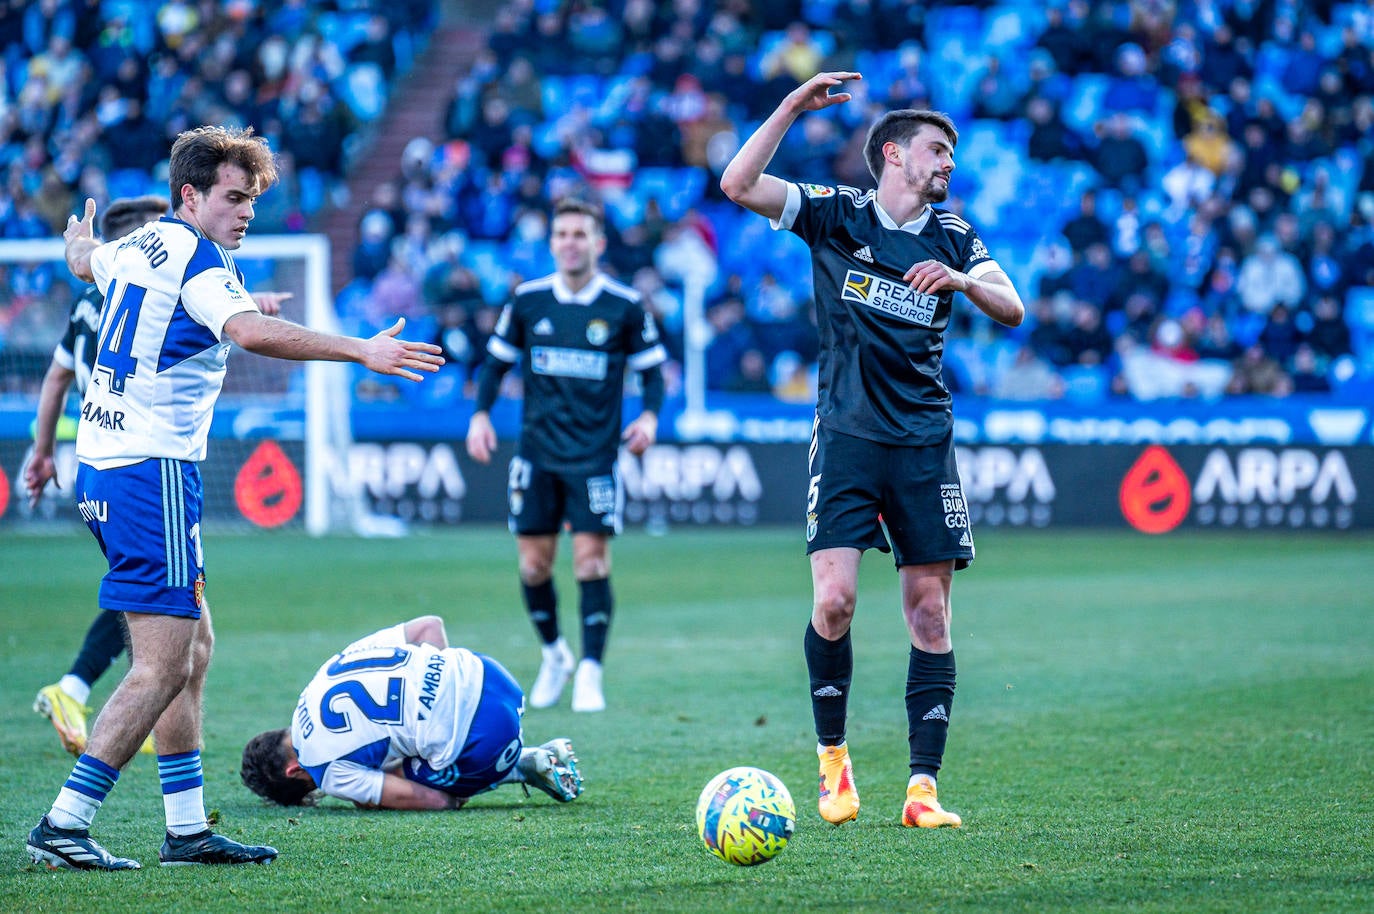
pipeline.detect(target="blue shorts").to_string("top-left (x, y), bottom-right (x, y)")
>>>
top-left (76, 458), bottom-right (206, 618)
top-left (401, 655), bottom-right (525, 798)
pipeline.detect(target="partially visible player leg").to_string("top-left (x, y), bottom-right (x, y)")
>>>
top-left (34, 611), bottom-right (126, 755)
top-left (571, 532), bottom-right (612, 713)
top-left (149, 606), bottom-right (276, 866)
top-left (29, 612), bottom-right (196, 871)
top-left (519, 534), bottom-right (575, 708)
top-left (899, 562), bottom-right (961, 828)
top-left (809, 547), bottom-right (862, 825)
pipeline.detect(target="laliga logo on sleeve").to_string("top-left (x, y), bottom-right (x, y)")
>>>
top-left (1119, 445), bottom-right (1191, 534)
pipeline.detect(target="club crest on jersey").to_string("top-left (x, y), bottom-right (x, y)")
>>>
top-left (841, 269), bottom-right (938, 327)
top-left (586, 319), bottom-right (610, 345)
top-left (800, 183), bottom-right (835, 199)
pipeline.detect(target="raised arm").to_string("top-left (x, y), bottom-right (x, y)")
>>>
top-left (222, 313), bottom-right (444, 381)
top-left (719, 72), bottom-right (861, 221)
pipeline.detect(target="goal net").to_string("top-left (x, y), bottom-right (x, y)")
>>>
top-left (0, 234), bottom-right (376, 536)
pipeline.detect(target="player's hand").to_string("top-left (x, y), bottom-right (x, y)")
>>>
top-left (22, 451), bottom-right (59, 509)
top-left (465, 411), bottom-right (497, 464)
top-left (64, 198), bottom-right (98, 282)
top-left (787, 72), bottom-right (861, 113)
top-left (65, 198), bottom-right (96, 245)
top-left (361, 318), bottom-right (445, 382)
top-left (251, 291), bottom-right (292, 316)
top-left (621, 412), bottom-right (658, 456)
top-left (903, 260), bottom-right (969, 296)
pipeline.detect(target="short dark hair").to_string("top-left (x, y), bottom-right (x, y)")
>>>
top-left (552, 198), bottom-right (604, 233)
top-left (168, 125), bottom-right (279, 211)
top-left (240, 729), bottom-right (315, 806)
top-left (863, 109), bottom-right (960, 181)
top-left (100, 195), bottom-right (170, 241)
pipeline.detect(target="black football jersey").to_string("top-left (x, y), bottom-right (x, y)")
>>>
top-left (487, 272), bottom-right (667, 472)
top-left (780, 182), bottom-right (1003, 445)
top-left (53, 285), bottom-right (104, 396)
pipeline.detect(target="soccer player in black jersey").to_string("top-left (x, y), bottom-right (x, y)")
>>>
top-left (466, 199), bottom-right (667, 713)
top-left (722, 73), bottom-right (1026, 828)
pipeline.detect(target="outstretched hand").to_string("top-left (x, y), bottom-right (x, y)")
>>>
top-left (787, 72), bottom-right (862, 113)
top-left (361, 318), bottom-right (445, 381)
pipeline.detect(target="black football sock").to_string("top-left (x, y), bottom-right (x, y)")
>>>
top-left (804, 621), bottom-right (852, 745)
top-left (70, 611), bottom-right (127, 686)
top-left (578, 577), bottom-right (613, 663)
top-left (907, 647), bottom-right (956, 779)
top-left (522, 579), bottom-right (560, 645)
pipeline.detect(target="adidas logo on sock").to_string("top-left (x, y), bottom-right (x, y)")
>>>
top-left (922, 704), bottom-right (949, 722)
top-left (813, 685), bottom-right (843, 698)
top-left (852, 245), bottom-right (874, 263)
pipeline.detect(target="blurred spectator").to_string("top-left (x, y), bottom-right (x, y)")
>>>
top-left (1025, 97), bottom-right (1085, 163)
top-left (1227, 345), bottom-right (1293, 397)
top-left (1306, 295), bottom-right (1353, 363)
top-left (1195, 312), bottom-right (1244, 362)
top-left (1091, 113), bottom-right (1150, 191)
top-left (1061, 190), bottom-right (1111, 258)
top-left (1290, 343), bottom-right (1331, 393)
top-left (1258, 303), bottom-right (1304, 366)
top-left (1064, 300), bottom-right (1115, 366)
top-left (994, 344), bottom-right (1065, 401)
top-left (1236, 235), bottom-right (1306, 315)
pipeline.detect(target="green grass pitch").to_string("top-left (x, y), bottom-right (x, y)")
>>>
top-left (1, 527), bottom-right (1371, 913)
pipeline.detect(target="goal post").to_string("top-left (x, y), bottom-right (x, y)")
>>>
top-left (0, 233), bottom-right (374, 536)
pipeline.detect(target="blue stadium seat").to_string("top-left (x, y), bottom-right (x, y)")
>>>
top-left (1063, 74), bottom-right (1110, 134)
top-left (465, 240), bottom-right (513, 305)
top-left (1346, 286), bottom-right (1374, 373)
top-left (634, 167), bottom-right (707, 221)
top-left (1061, 364), bottom-right (1110, 404)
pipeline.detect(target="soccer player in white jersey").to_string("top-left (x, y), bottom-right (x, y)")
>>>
top-left (240, 615), bottom-right (583, 810)
top-left (722, 75), bottom-right (1025, 830)
top-left (24, 195), bottom-right (289, 760)
top-left (27, 125), bottom-right (445, 871)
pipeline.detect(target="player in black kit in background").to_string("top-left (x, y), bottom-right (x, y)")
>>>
top-left (466, 199), bottom-right (667, 714)
top-left (721, 72), bottom-right (1025, 828)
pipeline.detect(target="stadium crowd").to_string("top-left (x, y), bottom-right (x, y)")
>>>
top-left (3, 0), bottom-right (1374, 407)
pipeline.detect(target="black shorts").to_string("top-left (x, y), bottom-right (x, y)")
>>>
top-left (507, 456), bottom-right (622, 536)
top-left (805, 425), bottom-right (973, 569)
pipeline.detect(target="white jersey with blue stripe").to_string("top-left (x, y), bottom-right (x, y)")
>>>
top-left (77, 216), bottom-right (259, 469)
top-left (290, 624), bottom-right (486, 806)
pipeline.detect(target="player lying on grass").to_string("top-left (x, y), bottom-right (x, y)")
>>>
top-left (241, 616), bottom-right (582, 810)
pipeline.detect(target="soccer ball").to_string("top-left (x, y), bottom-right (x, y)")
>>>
top-left (695, 766), bottom-right (795, 866)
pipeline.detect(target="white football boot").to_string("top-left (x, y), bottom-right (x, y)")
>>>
top-left (571, 658), bottom-right (605, 713)
top-left (529, 638), bottom-right (575, 709)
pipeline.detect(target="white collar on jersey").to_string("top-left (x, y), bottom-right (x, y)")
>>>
top-left (551, 272), bottom-right (606, 305)
top-left (872, 200), bottom-right (933, 236)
